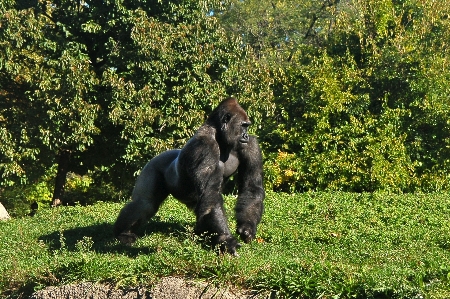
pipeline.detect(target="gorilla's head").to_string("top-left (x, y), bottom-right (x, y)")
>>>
top-left (207, 97), bottom-right (251, 147)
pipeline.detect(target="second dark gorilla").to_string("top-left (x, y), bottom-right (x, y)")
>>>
top-left (113, 97), bottom-right (265, 255)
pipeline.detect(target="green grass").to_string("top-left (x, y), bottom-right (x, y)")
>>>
top-left (1, 192), bottom-right (450, 298)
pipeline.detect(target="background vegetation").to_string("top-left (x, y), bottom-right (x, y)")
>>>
top-left (1, 0), bottom-right (450, 208)
top-left (1, 192), bottom-right (450, 298)
top-left (1, 1), bottom-right (450, 297)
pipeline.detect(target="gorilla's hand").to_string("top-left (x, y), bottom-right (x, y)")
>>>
top-left (237, 222), bottom-right (257, 244)
top-left (217, 235), bottom-right (241, 256)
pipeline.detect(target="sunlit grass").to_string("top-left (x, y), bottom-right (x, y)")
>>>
top-left (1, 192), bottom-right (450, 298)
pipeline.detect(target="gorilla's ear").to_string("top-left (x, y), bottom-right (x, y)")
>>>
top-left (222, 113), bottom-right (232, 124)
top-left (221, 113), bottom-right (231, 131)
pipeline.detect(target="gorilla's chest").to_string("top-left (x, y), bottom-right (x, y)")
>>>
top-left (220, 153), bottom-right (239, 178)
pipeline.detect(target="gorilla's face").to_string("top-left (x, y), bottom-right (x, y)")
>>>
top-left (219, 103), bottom-right (251, 147)
top-left (207, 97), bottom-right (252, 148)
top-left (238, 120), bottom-right (250, 144)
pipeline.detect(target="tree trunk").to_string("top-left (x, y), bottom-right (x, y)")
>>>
top-left (51, 149), bottom-right (71, 207)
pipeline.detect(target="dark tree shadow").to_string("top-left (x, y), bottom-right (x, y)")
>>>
top-left (39, 219), bottom-right (190, 257)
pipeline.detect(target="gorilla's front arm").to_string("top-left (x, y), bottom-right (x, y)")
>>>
top-left (235, 136), bottom-right (265, 243)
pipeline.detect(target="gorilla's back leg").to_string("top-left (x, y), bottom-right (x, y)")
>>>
top-left (114, 162), bottom-right (169, 245)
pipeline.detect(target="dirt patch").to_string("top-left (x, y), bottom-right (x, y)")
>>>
top-left (29, 277), bottom-right (268, 299)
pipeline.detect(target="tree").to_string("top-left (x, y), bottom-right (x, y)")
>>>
top-left (219, 0), bottom-right (340, 63)
top-left (0, 2), bottom-right (100, 206)
top-left (263, 0), bottom-right (450, 192)
top-left (103, 1), bottom-right (274, 173)
top-left (0, 0), bottom-right (274, 206)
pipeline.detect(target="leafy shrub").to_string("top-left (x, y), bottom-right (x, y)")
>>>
top-left (0, 167), bottom-right (54, 216)
top-left (62, 172), bottom-right (127, 206)
top-left (263, 52), bottom-right (419, 193)
top-left (261, 0), bottom-right (450, 192)
top-left (0, 169), bottom-right (127, 216)
top-left (264, 151), bottom-right (302, 192)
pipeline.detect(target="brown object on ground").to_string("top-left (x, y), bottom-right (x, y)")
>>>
top-left (29, 276), bottom-right (267, 299)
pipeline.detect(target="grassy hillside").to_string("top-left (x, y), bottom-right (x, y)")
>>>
top-left (1, 192), bottom-right (450, 298)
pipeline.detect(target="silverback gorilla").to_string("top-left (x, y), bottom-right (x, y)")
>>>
top-left (113, 97), bottom-right (264, 255)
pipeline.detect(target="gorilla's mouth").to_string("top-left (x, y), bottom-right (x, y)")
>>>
top-left (240, 133), bottom-right (249, 144)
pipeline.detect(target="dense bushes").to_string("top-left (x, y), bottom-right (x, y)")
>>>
top-left (261, 0), bottom-right (450, 192)
top-left (263, 52), bottom-right (418, 192)
top-left (1, 0), bottom-right (450, 207)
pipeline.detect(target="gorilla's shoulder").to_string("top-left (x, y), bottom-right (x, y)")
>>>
top-left (182, 132), bottom-right (219, 157)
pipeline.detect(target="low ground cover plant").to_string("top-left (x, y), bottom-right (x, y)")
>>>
top-left (1, 192), bottom-right (449, 298)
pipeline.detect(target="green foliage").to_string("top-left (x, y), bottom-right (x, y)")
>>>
top-left (104, 0), bottom-right (274, 172)
top-left (2, 0), bottom-right (450, 196)
top-left (0, 2), bottom-right (100, 186)
top-left (260, 0), bottom-right (450, 192)
top-left (0, 170), bottom-right (125, 217)
top-left (264, 151), bottom-right (302, 192)
top-left (0, 167), bottom-right (54, 217)
top-left (219, 0), bottom-right (337, 64)
top-left (1, 192), bottom-right (450, 298)
top-left (0, 0), bottom-right (274, 195)
top-left (264, 52), bottom-right (415, 192)
top-left (62, 172), bottom-right (126, 205)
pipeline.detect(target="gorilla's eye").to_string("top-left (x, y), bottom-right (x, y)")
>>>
top-left (222, 113), bottom-right (232, 124)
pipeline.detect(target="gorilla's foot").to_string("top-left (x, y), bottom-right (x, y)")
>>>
top-left (116, 232), bottom-right (137, 245)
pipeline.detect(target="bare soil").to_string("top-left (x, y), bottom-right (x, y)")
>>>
top-left (29, 277), bottom-right (268, 299)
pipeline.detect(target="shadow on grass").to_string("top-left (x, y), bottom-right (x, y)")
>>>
top-left (39, 218), bottom-right (190, 257)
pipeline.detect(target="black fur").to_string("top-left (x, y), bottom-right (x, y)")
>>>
top-left (113, 98), bottom-right (264, 255)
